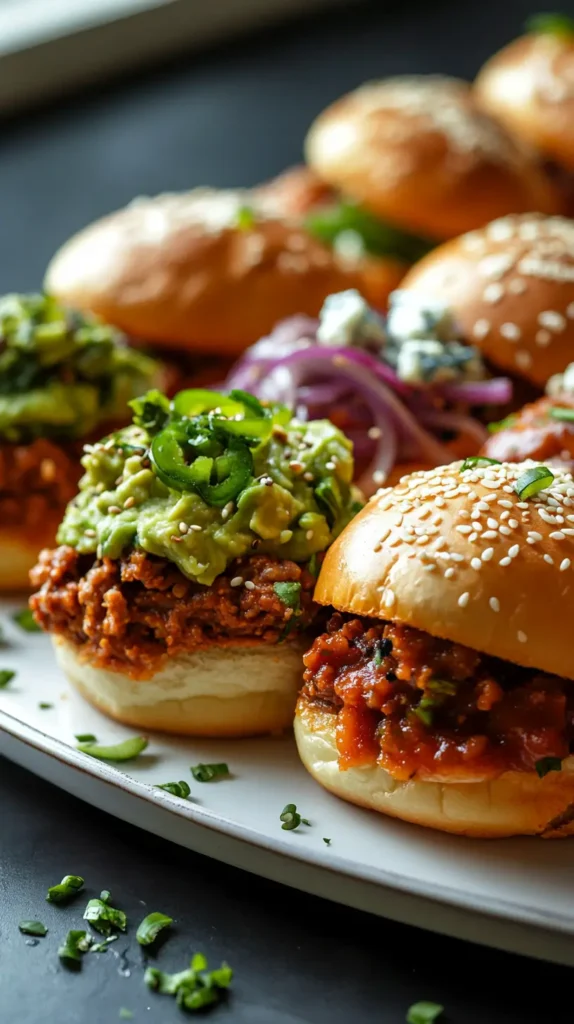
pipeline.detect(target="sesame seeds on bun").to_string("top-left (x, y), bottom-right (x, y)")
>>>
top-left (314, 459), bottom-right (574, 679)
top-left (475, 30), bottom-right (574, 174)
top-left (305, 76), bottom-right (559, 241)
top-left (400, 213), bottom-right (574, 386)
top-left (44, 187), bottom-right (403, 357)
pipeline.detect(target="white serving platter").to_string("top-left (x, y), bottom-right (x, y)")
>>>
top-left (3, 596), bottom-right (574, 967)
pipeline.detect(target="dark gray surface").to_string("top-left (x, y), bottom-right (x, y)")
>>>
top-left (2, 0), bottom-right (574, 1020)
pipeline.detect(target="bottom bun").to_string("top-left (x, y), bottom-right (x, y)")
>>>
top-left (0, 526), bottom-right (59, 591)
top-left (55, 636), bottom-right (308, 737)
top-left (294, 703), bottom-right (574, 838)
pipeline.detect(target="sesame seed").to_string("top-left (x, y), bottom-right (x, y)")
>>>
top-left (473, 318), bottom-right (491, 339)
top-left (368, 426), bottom-right (382, 439)
top-left (107, 505), bottom-right (121, 515)
top-left (477, 501), bottom-right (490, 512)
top-left (509, 545), bottom-right (520, 558)
top-left (489, 596), bottom-right (500, 612)
top-left (550, 531), bottom-right (566, 540)
top-left (516, 502), bottom-right (529, 510)
top-left (538, 310), bottom-right (566, 333)
top-left (450, 552), bottom-right (464, 562)
top-left (230, 576), bottom-right (244, 587)
top-left (435, 496), bottom-right (446, 507)
top-left (498, 500), bottom-right (513, 509)
top-left (487, 517), bottom-right (498, 529)
top-left (458, 592), bottom-right (470, 608)
top-left (445, 567), bottom-right (455, 579)
top-left (500, 511), bottom-right (510, 521)
top-left (244, 580), bottom-right (255, 591)
top-left (84, 528), bottom-right (96, 538)
top-left (517, 631), bottom-right (528, 643)
top-left (385, 589), bottom-right (396, 607)
top-left (189, 524), bottom-right (203, 532)
top-left (40, 458), bottom-right (57, 482)
top-left (539, 509), bottom-right (557, 524)
top-left (178, 522), bottom-right (189, 534)
top-left (515, 350), bottom-right (533, 370)
top-left (527, 531), bottom-right (543, 541)
top-left (325, 461), bottom-right (336, 471)
top-left (456, 525), bottom-right (472, 534)
top-left (471, 557), bottom-right (482, 570)
top-left (567, 301), bottom-right (574, 319)
top-left (423, 564), bottom-right (436, 572)
top-left (535, 329), bottom-right (551, 347)
top-left (544, 554), bottom-right (555, 565)
top-left (482, 530), bottom-right (498, 539)
top-left (561, 558), bottom-right (571, 571)
top-left (306, 529), bottom-right (314, 540)
top-left (469, 532), bottom-right (478, 542)
top-left (123, 496), bottom-right (135, 510)
top-left (483, 283), bottom-right (504, 304)
top-left (303, 472), bottom-right (314, 482)
top-left (500, 322), bottom-right (521, 341)
top-left (222, 502), bottom-right (235, 520)
top-left (280, 529), bottom-right (293, 543)
top-left (482, 547), bottom-right (494, 562)
top-left (499, 524), bottom-right (511, 535)
top-left (499, 556), bottom-right (511, 566)
top-left (373, 470), bottom-right (386, 485)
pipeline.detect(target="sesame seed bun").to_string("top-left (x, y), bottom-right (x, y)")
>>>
top-left (314, 459), bottom-right (574, 678)
top-left (294, 702), bottom-right (574, 837)
top-left (54, 634), bottom-right (308, 737)
top-left (475, 32), bottom-right (574, 174)
top-left (400, 213), bottom-right (574, 386)
top-left (44, 188), bottom-right (404, 357)
top-left (305, 76), bottom-right (560, 242)
top-left (296, 460), bottom-right (574, 837)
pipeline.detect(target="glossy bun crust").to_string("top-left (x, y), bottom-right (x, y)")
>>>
top-left (401, 213), bottom-right (574, 386)
top-left (0, 523), bottom-right (62, 591)
top-left (305, 76), bottom-right (559, 241)
top-left (294, 703), bottom-right (574, 837)
top-left (54, 635), bottom-right (308, 737)
top-left (475, 32), bottom-right (574, 173)
top-left (44, 189), bottom-right (404, 356)
top-left (314, 460), bottom-right (574, 679)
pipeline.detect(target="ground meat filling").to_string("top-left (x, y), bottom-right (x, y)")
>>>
top-left (301, 614), bottom-right (573, 780)
top-left (481, 394), bottom-right (574, 470)
top-left (0, 439), bottom-right (81, 532)
top-left (31, 547), bottom-right (319, 678)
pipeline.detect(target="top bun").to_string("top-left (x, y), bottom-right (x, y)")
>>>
top-left (305, 75), bottom-right (560, 241)
top-left (44, 188), bottom-right (403, 357)
top-left (315, 459), bottom-right (574, 680)
top-left (400, 213), bottom-right (574, 386)
top-left (475, 29), bottom-right (574, 172)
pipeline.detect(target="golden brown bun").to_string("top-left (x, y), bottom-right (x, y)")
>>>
top-left (0, 523), bottom-right (61, 591)
top-left (44, 188), bottom-right (404, 357)
top-left (315, 459), bottom-right (574, 679)
top-left (475, 33), bottom-right (574, 173)
top-left (305, 76), bottom-right (560, 241)
top-left (54, 635), bottom-right (307, 737)
top-left (294, 702), bottom-right (574, 837)
top-left (400, 213), bottom-right (574, 386)
top-left (254, 165), bottom-right (334, 217)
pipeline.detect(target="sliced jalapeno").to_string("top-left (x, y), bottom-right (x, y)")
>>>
top-left (150, 430), bottom-right (252, 506)
top-left (172, 389), bottom-right (242, 419)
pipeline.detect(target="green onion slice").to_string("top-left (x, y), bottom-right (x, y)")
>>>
top-left (280, 803), bottom-right (302, 830)
top-left (460, 456), bottom-right (501, 471)
top-left (19, 921), bottom-right (48, 937)
top-left (156, 780), bottom-right (191, 798)
top-left (0, 669), bottom-right (15, 688)
top-left (535, 757), bottom-right (563, 778)
top-left (136, 911), bottom-right (174, 946)
top-left (58, 929), bottom-right (91, 965)
top-left (190, 762), bottom-right (229, 782)
top-left (38, 702), bottom-right (53, 709)
top-left (323, 837), bottom-right (332, 845)
top-left (549, 406), bottom-right (574, 422)
top-left (406, 1001), bottom-right (444, 1024)
top-left (75, 732), bottom-right (97, 743)
top-left (76, 735), bottom-right (148, 761)
top-left (46, 874), bottom-right (84, 904)
top-left (13, 608), bottom-right (40, 632)
top-left (514, 465), bottom-right (554, 500)
top-left (527, 13), bottom-right (574, 37)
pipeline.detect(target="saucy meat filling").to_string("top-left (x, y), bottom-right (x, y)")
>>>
top-left (482, 394), bottom-right (574, 469)
top-left (0, 439), bottom-right (81, 531)
top-left (301, 614), bottom-right (573, 780)
top-left (31, 547), bottom-right (318, 678)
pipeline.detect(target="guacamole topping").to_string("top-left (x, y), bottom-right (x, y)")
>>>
top-left (0, 293), bottom-right (158, 442)
top-left (58, 388), bottom-right (359, 584)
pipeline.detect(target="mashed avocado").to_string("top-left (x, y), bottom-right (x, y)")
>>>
top-left (58, 388), bottom-right (360, 584)
top-left (0, 293), bottom-right (158, 442)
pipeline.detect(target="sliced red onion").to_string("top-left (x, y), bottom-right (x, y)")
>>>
top-left (435, 377), bottom-right (513, 406)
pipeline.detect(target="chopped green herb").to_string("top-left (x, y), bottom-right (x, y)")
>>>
top-left (58, 929), bottom-right (91, 965)
top-left (236, 205), bottom-right (256, 230)
top-left (38, 702), bottom-right (53, 709)
top-left (145, 953), bottom-right (232, 1012)
top-left (515, 465), bottom-right (554, 500)
top-left (280, 803), bottom-right (310, 831)
top-left (487, 413), bottom-right (517, 434)
top-left (535, 756), bottom-right (563, 778)
top-left (549, 406), bottom-right (574, 422)
top-left (374, 647), bottom-right (383, 667)
top-left (76, 735), bottom-right (148, 761)
top-left (191, 762), bottom-right (229, 783)
top-left (273, 581), bottom-right (302, 612)
top-left (406, 1001), bottom-right (444, 1024)
top-left (100, 890), bottom-right (111, 903)
top-left (527, 13), bottom-right (574, 37)
top-left (0, 669), bottom-right (15, 688)
top-left (156, 780), bottom-right (191, 798)
top-left (19, 921), bottom-right (48, 937)
top-left (13, 608), bottom-right (40, 632)
top-left (305, 200), bottom-right (432, 263)
top-left (129, 389), bottom-right (170, 435)
top-left (413, 696), bottom-right (436, 727)
top-left (90, 935), bottom-right (119, 953)
top-left (83, 896), bottom-right (126, 935)
top-left (46, 874), bottom-right (84, 904)
top-left (307, 552), bottom-right (320, 579)
top-left (119, 1011), bottom-right (134, 1021)
top-left (75, 732), bottom-right (97, 743)
top-left (460, 456), bottom-right (501, 471)
top-left (323, 837), bottom-right (331, 845)
top-left (136, 911), bottom-right (173, 946)
top-left (427, 678), bottom-right (457, 696)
